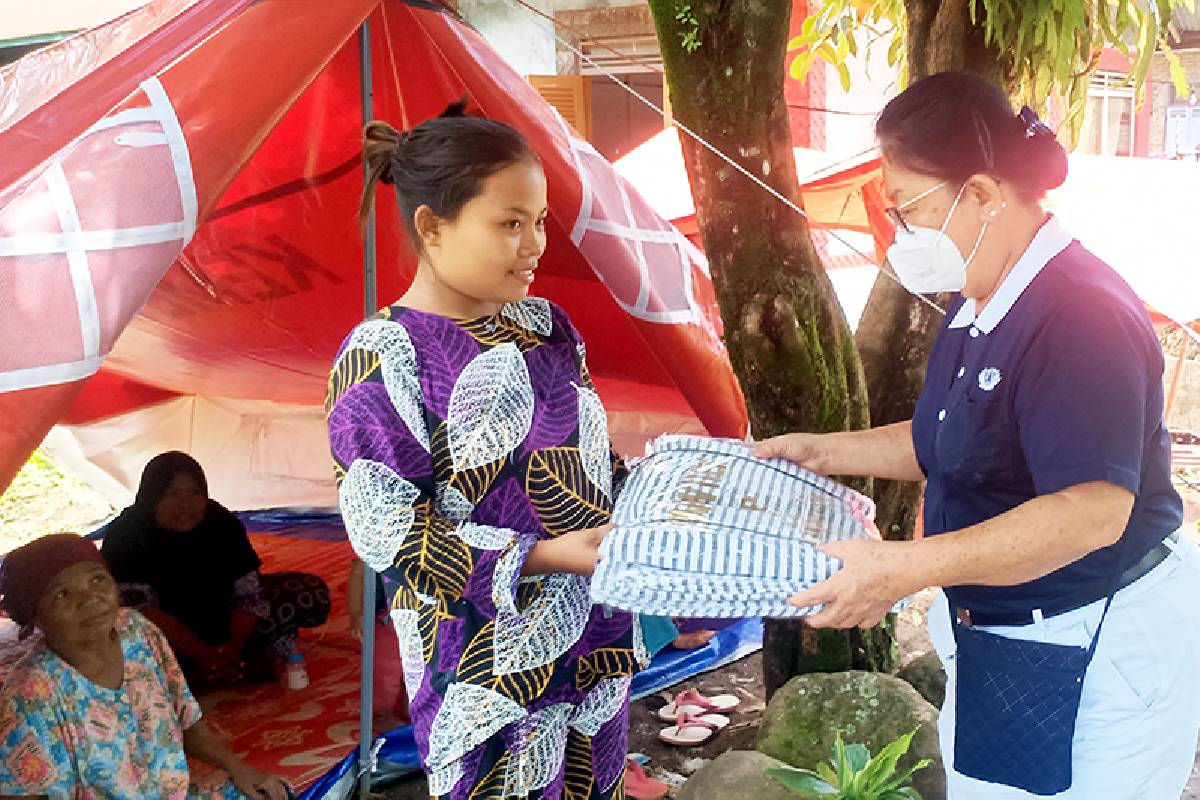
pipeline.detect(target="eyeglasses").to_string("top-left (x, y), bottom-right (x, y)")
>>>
top-left (884, 180), bottom-right (948, 233)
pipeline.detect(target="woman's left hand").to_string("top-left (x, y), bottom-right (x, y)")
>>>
top-left (787, 539), bottom-right (924, 629)
top-left (230, 764), bottom-right (291, 800)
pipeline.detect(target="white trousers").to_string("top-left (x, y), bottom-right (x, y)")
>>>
top-left (929, 536), bottom-right (1200, 799)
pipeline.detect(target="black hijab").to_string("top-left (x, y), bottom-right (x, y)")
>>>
top-left (101, 452), bottom-right (261, 643)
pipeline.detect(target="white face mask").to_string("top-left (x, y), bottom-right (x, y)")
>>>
top-left (886, 182), bottom-right (988, 294)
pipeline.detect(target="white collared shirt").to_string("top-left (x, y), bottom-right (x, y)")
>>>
top-left (947, 215), bottom-right (1074, 336)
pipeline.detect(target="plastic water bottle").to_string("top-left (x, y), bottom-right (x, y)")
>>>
top-left (284, 649), bottom-right (309, 690)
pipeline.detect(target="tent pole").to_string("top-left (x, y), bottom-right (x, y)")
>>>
top-left (358, 17), bottom-right (378, 800)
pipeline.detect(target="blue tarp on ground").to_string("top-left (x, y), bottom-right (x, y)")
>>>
top-left (297, 617), bottom-right (764, 798)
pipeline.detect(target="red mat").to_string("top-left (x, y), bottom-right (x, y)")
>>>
top-left (194, 534), bottom-right (362, 790)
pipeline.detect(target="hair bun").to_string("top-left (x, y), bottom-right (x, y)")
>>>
top-left (1023, 129), bottom-right (1068, 193)
top-left (440, 96), bottom-right (470, 118)
top-left (362, 121), bottom-right (409, 185)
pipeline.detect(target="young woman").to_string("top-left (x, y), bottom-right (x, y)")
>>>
top-left (756, 71), bottom-right (1200, 798)
top-left (101, 452), bottom-right (331, 684)
top-left (326, 101), bottom-right (646, 799)
top-left (0, 533), bottom-right (291, 799)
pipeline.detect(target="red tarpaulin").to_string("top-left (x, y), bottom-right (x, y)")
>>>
top-left (0, 0), bottom-right (749, 506)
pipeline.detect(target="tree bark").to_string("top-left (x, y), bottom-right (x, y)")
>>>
top-left (854, 0), bottom-right (1013, 541)
top-left (646, 0), bottom-right (894, 697)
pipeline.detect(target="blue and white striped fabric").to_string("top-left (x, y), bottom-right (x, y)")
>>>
top-left (592, 435), bottom-right (889, 618)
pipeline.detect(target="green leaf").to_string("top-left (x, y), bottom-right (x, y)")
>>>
top-left (768, 767), bottom-right (839, 797)
top-left (833, 733), bottom-right (852, 788)
top-left (816, 762), bottom-right (839, 787)
top-left (1166, 49), bottom-right (1190, 98)
top-left (787, 34), bottom-right (808, 51)
top-left (837, 61), bottom-right (852, 92)
top-left (886, 34), bottom-right (903, 66)
top-left (845, 743), bottom-right (871, 773)
top-left (857, 729), bottom-right (917, 790)
top-left (877, 759), bottom-right (933, 793)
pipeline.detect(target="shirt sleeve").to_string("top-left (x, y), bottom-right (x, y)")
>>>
top-left (1014, 291), bottom-right (1156, 496)
top-left (326, 321), bottom-right (539, 617)
top-left (134, 610), bottom-right (203, 730)
top-left (0, 668), bottom-right (75, 796)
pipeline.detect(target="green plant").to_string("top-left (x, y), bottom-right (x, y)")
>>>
top-left (673, 2), bottom-right (701, 53)
top-left (768, 728), bottom-right (930, 800)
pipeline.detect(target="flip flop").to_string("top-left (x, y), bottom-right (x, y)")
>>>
top-left (624, 758), bottom-right (670, 800)
top-left (656, 688), bottom-right (741, 721)
top-left (657, 711), bottom-right (728, 746)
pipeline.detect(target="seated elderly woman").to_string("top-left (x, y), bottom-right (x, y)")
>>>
top-left (101, 452), bottom-right (330, 684)
top-left (0, 534), bottom-right (291, 798)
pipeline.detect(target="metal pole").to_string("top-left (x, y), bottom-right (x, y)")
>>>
top-left (357, 18), bottom-right (378, 800)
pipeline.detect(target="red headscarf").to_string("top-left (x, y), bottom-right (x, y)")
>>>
top-left (0, 533), bottom-right (105, 637)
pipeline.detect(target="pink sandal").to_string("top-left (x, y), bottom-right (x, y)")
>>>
top-left (656, 688), bottom-right (741, 721)
top-left (624, 758), bottom-right (670, 800)
top-left (657, 710), bottom-right (729, 746)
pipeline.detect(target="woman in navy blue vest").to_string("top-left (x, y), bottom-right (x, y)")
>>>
top-left (757, 71), bottom-right (1200, 798)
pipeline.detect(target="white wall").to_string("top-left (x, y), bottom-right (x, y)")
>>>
top-left (458, 0), bottom-right (557, 76)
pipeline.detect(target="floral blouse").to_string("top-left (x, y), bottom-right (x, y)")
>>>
top-left (0, 609), bottom-right (240, 799)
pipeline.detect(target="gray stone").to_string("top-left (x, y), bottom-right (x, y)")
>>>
top-left (755, 670), bottom-right (945, 800)
top-left (676, 750), bottom-right (811, 800)
top-left (897, 652), bottom-right (948, 709)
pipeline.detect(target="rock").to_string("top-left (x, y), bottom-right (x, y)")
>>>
top-left (755, 671), bottom-right (945, 800)
top-left (896, 652), bottom-right (947, 709)
top-left (676, 750), bottom-right (810, 800)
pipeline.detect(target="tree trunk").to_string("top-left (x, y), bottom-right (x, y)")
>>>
top-left (854, 0), bottom-right (1013, 541)
top-left (646, 0), bottom-right (894, 697)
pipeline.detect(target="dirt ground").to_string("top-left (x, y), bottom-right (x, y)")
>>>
top-left (0, 450), bottom-right (113, 554)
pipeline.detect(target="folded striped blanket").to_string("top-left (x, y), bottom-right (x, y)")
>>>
top-left (592, 435), bottom-right (882, 618)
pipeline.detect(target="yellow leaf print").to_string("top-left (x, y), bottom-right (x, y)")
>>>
top-left (325, 347), bottom-right (380, 415)
top-left (456, 621), bottom-right (554, 707)
top-left (575, 647), bottom-right (639, 694)
top-left (432, 421), bottom-right (507, 505)
top-left (563, 728), bottom-right (595, 800)
top-left (526, 447), bottom-right (612, 536)
top-left (396, 500), bottom-right (474, 601)
top-left (468, 750), bottom-right (510, 800)
top-left (459, 314), bottom-right (542, 354)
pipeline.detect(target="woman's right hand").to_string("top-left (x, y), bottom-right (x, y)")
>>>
top-left (523, 523), bottom-right (615, 577)
top-left (752, 432), bottom-right (829, 473)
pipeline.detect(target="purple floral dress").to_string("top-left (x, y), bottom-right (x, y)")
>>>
top-left (326, 298), bottom-right (646, 799)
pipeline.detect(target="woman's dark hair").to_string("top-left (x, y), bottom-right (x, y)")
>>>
top-left (135, 451), bottom-right (208, 510)
top-left (876, 71), bottom-right (1068, 200)
top-left (359, 98), bottom-right (540, 245)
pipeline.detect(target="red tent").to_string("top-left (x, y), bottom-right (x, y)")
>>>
top-left (0, 0), bottom-right (749, 507)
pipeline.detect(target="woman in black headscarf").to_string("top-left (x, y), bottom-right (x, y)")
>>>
top-left (101, 452), bottom-right (330, 684)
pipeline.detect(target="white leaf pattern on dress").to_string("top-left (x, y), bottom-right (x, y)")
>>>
top-left (502, 297), bottom-right (553, 336)
top-left (632, 612), bottom-right (651, 668)
top-left (347, 320), bottom-right (429, 451)
top-left (493, 573), bottom-right (591, 676)
top-left (339, 459), bottom-right (420, 571)
top-left (425, 683), bottom-right (526, 771)
top-left (503, 703), bottom-right (573, 797)
top-left (456, 522), bottom-right (516, 551)
top-left (390, 608), bottom-right (426, 703)
top-left (447, 343), bottom-right (534, 472)
top-left (569, 676), bottom-right (631, 736)
top-left (427, 762), bottom-right (464, 796)
top-left (436, 482), bottom-right (475, 521)
top-left (576, 385), bottom-right (612, 500)
top-left (492, 540), bottom-right (528, 617)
